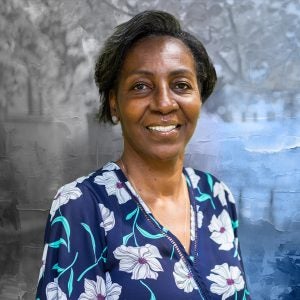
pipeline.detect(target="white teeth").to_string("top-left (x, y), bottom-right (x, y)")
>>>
top-left (147, 125), bottom-right (177, 132)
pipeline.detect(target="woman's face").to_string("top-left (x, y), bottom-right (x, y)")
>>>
top-left (109, 35), bottom-right (201, 162)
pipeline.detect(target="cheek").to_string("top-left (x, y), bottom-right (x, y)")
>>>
top-left (187, 99), bottom-right (202, 122)
top-left (119, 100), bottom-right (146, 124)
top-left (116, 92), bottom-right (134, 120)
top-left (119, 93), bottom-right (150, 118)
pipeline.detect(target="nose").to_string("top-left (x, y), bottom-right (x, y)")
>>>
top-left (150, 83), bottom-right (179, 114)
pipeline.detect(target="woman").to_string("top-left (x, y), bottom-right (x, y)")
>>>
top-left (36, 10), bottom-right (250, 299)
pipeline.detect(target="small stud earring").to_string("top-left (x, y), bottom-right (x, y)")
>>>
top-left (112, 115), bottom-right (119, 124)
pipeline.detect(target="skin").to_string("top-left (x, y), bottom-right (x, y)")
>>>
top-left (109, 36), bottom-right (202, 252)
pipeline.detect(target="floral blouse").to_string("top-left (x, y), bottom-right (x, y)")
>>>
top-left (36, 162), bottom-right (250, 299)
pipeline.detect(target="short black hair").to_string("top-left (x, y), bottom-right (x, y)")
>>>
top-left (95, 10), bottom-right (217, 123)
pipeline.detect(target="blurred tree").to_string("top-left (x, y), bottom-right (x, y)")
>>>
top-left (187, 0), bottom-right (300, 120)
top-left (0, 0), bottom-right (87, 118)
top-left (0, 0), bottom-right (299, 121)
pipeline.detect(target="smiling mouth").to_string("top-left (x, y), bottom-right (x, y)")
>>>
top-left (146, 125), bottom-right (180, 132)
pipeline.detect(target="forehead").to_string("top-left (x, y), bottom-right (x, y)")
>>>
top-left (120, 35), bottom-right (196, 76)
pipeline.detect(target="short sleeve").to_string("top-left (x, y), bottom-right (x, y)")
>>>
top-left (36, 181), bottom-right (109, 299)
top-left (216, 179), bottom-right (251, 298)
top-left (220, 181), bottom-right (243, 258)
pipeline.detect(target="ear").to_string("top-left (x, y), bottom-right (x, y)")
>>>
top-left (109, 89), bottom-right (119, 118)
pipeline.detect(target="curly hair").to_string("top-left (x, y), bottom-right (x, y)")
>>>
top-left (94, 10), bottom-right (217, 123)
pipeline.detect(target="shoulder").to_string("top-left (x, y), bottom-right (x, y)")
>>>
top-left (185, 167), bottom-right (236, 208)
top-left (48, 162), bottom-right (121, 222)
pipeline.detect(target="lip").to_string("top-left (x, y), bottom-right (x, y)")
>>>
top-left (145, 124), bottom-right (181, 137)
top-left (147, 124), bottom-right (179, 132)
top-left (145, 119), bottom-right (181, 127)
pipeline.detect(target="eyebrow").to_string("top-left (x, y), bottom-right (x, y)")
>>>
top-left (169, 68), bottom-right (195, 77)
top-left (126, 70), bottom-right (153, 77)
top-left (126, 68), bottom-right (195, 77)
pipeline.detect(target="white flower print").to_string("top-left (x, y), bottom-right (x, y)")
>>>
top-left (94, 171), bottom-right (131, 204)
top-left (125, 182), bottom-right (151, 214)
top-left (213, 181), bottom-right (235, 206)
top-left (76, 172), bottom-right (94, 184)
top-left (103, 162), bottom-right (120, 171)
top-left (208, 210), bottom-right (234, 251)
top-left (79, 273), bottom-right (122, 300)
top-left (38, 243), bottom-right (48, 282)
top-left (185, 168), bottom-right (200, 188)
top-left (50, 181), bottom-right (82, 221)
top-left (105, 272), bottom-right (122, 300)
top-left (234, 238), bottom-right (241, 260)
top-left (185, 205), bottom-right (203, 244)
top-left (113, 244), bottom-right (163, 280)
top-left (196, 205), bottom-right (204, 229)
top-left (46, 279), bottom-right (67, 300)
top-left (173, 258), bottom-right (198, 293)
top-left (207, 263), bottom-right (245, 300)
top-left (99, 204), bottom-right (115, 235)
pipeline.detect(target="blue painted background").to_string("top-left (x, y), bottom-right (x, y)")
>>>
top-left (0, 0), bottom-right (299, 298)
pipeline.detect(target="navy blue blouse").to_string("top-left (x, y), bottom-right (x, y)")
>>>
top-left (36, 162), bottom-right (250, 299)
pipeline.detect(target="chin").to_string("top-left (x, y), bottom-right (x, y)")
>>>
top-left (144, 147), bottom-right (185, 162)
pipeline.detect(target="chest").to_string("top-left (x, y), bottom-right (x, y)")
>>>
top-left (150, 204), bottom-right (191, 253)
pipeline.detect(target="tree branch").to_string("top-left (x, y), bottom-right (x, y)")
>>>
top-left (215, 51), bottom-right (238, 79)
top-left (225, 5), bottom-right (244, 79)
top-left (101, 0), bottom-right (134, 17)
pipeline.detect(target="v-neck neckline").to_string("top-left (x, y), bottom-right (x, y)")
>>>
top-left (111, 161), bottom-right (199, 261)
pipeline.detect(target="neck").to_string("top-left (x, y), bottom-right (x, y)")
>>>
top-left (119, 151), bottom-right (185, 201)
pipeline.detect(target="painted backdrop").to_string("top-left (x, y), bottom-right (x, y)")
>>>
top-left (0, 0), bottom-right (299, 299)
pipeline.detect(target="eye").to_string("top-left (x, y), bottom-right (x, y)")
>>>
top-left (174, 82), bottom-right (191, 91)
top-left (132, 82), bottom-right (149, 91)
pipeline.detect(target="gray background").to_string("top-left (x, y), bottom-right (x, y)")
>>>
top-left (0, 0), bottom-right (300, 299)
